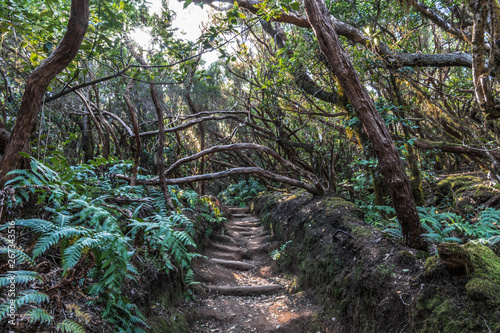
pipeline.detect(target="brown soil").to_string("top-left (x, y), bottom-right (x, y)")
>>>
top-left (187, 207), bottom-right (327, 332)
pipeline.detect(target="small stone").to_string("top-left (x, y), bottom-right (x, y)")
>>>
top-left (276, 325), bottom-right (281, 329)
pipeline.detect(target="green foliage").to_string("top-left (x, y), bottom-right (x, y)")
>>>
top-left (26, 308), bottom-right (54, 325)
top-left (379, 207), bottom-right (500, 246)
top-left (220, 180), bottom-right (265, 207)
top-left (0, 158), bottom-right (203, 331)
top-left (270, 240), bottom-right (292, 261)
top-left (0, 271), bottom-right (42, 288)
top-left (56, 319), bottom-right (86, 333)
top-left (0, 290), bottom-right (49, 322)
top-left (418, 207), bottom-right (464, 244)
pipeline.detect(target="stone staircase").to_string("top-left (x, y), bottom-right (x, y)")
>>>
top-left (189, 207), bottom-right (320, 332)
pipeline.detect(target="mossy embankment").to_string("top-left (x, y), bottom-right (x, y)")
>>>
top-left (252, 190), bottom-right (500, 332)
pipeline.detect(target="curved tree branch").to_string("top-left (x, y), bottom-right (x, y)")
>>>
top-left (117, 166), bottom-right (324, 195)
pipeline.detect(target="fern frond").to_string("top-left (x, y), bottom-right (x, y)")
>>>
top-left (10, 218), bottom-right (56, 233)
top-left (0, 246), bottom-right (35, 267)
top-left (33, 226), bottom-right (91, 258)
top-left (26, 308), bottom-right (54, 324)
top-left (0, 271), bottom-right (42, 287)
top-left (0, 290), bottom-right (49, 321)
top-left (56, 319), bottom-right (86, 333)
top-left (66, 303), bottom-right (92, 324)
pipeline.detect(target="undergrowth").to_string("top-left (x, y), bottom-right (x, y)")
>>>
top-left (362, 204), bottom-right (500, 248)
top-left (219, 179), bottom-right (265, 207)
top-left (0, 157), bottom-right (224, 332)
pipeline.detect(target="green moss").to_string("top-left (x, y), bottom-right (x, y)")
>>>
top-left (150, 313), bottom-right (189, 333)
top-left (424, 255), bottom-right (440, 275)
top-left (472, 184), bottom-right (497, 200)
top-left (324, 197), bottom-right (358, 212)
top-left (437, 175), bottom-right (482, 193)
top-left (350, 225), bottom-right (372, 238)
top-left (464, 242), bottom-right (500, 303)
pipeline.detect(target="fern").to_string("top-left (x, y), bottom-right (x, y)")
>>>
top-left (0, 159), bottom-right (205, 332)
top-left (66, 303), bottom-right (92, 324)
top-left (56, 319), bottom-right (86, 333)
top-left (26, 308), bottom-right (54, 324)
top-left (0, 245), bottom-right (35, 267)
top-left (0, 290), bottom-right (49, 321)
top-left (0, 271), bottom-right (42, 288)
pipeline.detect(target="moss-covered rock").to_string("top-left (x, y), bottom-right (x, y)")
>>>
top-left (437, 242), bottom-right (473, 275)
top-left (436, 173), bottom-right (500, 209)
top-left (411, 241), bottom-right (500, 332)
top-left (464, 242), bottom-right (500, 303)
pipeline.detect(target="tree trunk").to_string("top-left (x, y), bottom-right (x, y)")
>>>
top-left (0, 0), bottom-right (89, 184)
top-left (304, 0), bottom-right (426, 250)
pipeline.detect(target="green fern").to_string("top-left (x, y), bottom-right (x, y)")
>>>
top-left (0, 271), bottom-right (42, 287)
top-left (26, 308), bottom-right (54, 324)
top-left (0, 290), bottom-right (49, 321)
top-left (56, 319), bottom-right (86, 333)
top-left (0, 244), bottom-right (35, 267)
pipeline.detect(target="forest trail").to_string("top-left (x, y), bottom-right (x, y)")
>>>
top-left (188, 207), bottom-right (323, 332)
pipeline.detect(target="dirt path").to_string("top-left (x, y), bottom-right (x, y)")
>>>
top-left (188, 207), bottom-right (324, 332)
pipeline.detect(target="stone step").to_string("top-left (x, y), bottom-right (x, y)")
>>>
top-left (232, 213), bottom-right (254, 218)
top-left (236, 230), bottom-right (264, 237)
top-left (205, 250), bottom-right (242, 261)
top-left (228, 225), bottom-right (261, 232)
top-left (203, 284), bottom-right (283, 296)
top-left (227, 207), bottom-right (250, 214)
top-left (207, 242), bottom-right (245, 254)
top-left (231, 221), bottom-right (262, 228)
top-left (248, 234), bottom-right (274, 243)
top-left (211, 234), bottom-right (240, 247)
top-left (211, 258), bottom-right (256, 271)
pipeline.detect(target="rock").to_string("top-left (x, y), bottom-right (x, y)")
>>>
top-left (437, 243), bottom-right (473, 275)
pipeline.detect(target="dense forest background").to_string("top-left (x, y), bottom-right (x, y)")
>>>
top-left (1, 0), bottom-right (500, 331)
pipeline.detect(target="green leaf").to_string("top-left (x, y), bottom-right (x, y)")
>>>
top-left (183, 0), bottom-right (193, 9)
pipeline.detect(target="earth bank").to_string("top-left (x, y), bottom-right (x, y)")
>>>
top-left (251, 190), bottom-right (500, 332)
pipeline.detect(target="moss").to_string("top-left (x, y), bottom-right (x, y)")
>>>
top-left (150, 313), bottom-right (190, 333)
top-left (464, 242), bottom-right (500, 303)
top-left (324, 196), bottom-right (363, 218)
top-left (472, 184), bottom-right (497, 200)
top-left (437, 174), bottom-right (482, 193)
top-left (437, 242), bottom-right (473, 275)
top-left (350, 225), bottom-right (372, 238)
top-left (424, 255), bottom-right (440, 275)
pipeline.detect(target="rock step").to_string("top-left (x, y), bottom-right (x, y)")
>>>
top-left (211, 258), bottom-right (256, 271)
top-left (228, 225), bottom-right (261, 232)
top-left (234, 230), bottom-right (265, 237)
top-left (203, 284), bottom-right (283, 296)
top-left (232, 213), bottom-right (254, 218)
top-left (231, 221), bottom-right (262, 228)
top-left (227, 207), bottom-right (250, 214)
top-left (207, 242), bottom-right (245, 254)
top-left (248, 234), bottom-right (274, 243)
top-left (205, 250), bottom-right (242, 261)
top-left (211, 234), bottom-right (240, 247)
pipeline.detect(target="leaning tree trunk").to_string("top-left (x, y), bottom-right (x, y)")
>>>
top-left (0, 0), bottom-right (89, 185)
top-left (304, 0), bottom-right (427, 250)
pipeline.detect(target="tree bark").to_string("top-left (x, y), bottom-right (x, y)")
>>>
top-left (123, 79), bottom-right (141, 186)
top-left (125, 39), bottom-right (174, 210)
top-left (304, 0), bottom-right (426, 250)
top-left (0, 0), bottom-right (89, 184)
